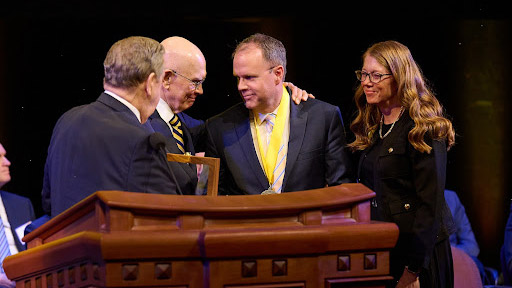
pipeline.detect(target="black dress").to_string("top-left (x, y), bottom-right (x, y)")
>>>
top-left (358, 113), bottom-right (455, 288)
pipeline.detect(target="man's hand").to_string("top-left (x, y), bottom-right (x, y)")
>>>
top-left (194, 152), bottom-right (205, 176)
top-left (284, 82), bottom-right (315, 104)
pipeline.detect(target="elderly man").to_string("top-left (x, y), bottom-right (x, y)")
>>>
top-left (149, 36), bottom-right (315, 195)
top-left (205, 33), bottom-right (353, 195)
top-left (148, 37), bottom-right (208, 195)
top-left (0, 143), bottom-right (35, 288)
top-left (42, 36), bottom-right (179, 217)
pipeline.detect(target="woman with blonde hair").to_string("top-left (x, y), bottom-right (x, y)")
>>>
top-left (350, 40), bottom-right (456, 288)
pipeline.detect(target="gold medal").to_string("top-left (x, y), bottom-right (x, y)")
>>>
top-left (261, 189), bottom-right (277, 195)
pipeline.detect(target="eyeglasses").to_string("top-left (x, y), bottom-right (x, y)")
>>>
top-left (355, 70), bottom-right (392, 83)
top-left (170, 69), bottom-right (205, 90)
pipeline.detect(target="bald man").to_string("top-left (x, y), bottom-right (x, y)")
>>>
top-left (148, 37), bottom-right (207, 195)
top-left (148, 37), bottom-right (313, 195)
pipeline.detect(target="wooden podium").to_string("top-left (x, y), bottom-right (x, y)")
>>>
top-left (4, 184), bottom-right (398, 288)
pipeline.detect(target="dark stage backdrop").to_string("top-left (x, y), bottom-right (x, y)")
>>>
top-left (0, 1), bottom-right (510, 271)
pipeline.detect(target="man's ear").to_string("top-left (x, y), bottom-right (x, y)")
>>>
top-left (145, 72), bottom-right (158, 96)
top-left (163, 70), bottom-right (173, 89)
top-left (274, 66), bottom-right (285, 85)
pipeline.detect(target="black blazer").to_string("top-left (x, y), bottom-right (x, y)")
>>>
top-left (357, 113), bottom-right (455, 272)
top-left (148, 111), bottom-right (199, 195)
top-left (1, 191), bottom-right (35, 252)
top-left (179, 112), bottom-right (206, 153)
top-left (42, 93), bottom-right (179, 217)
top-left (205, 91), bottom-right (354, 195)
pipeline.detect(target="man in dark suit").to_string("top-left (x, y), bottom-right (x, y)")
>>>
top-left (149, 36), bottom-right (317, 195)
top-left (205, 33), bottom-right (353, 195)
top-left (148, 37), bottom-right (207, 195)
top-left (0, 143), bottom-right (35, 287)
top-left (42, 36), bottom-right (178, 217)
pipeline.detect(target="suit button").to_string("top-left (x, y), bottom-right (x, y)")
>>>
top-left (404, 203), bottom-right (410, 210)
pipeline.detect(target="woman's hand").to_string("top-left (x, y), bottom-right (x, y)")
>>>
top-left (395, 267), bottom-right (420, 288)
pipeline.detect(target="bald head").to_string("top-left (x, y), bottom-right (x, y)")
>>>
top-left (161, 36), bottom-right (206, 72)
top-left (159, 37), bottom-right (207, 113)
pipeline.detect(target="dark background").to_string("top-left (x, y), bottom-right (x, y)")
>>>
top-left (0, 0), bottom-right (510, 272)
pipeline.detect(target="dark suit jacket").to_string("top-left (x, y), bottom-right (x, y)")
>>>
top-left (149, 111), bottom-right (200, 195)
top-left (0, 191), bottom-right (35, 252)
top-left (357, 113), bottom-right (455, 273)
top-left (205, 93), bottom-right (354, 195)
top-left (42, 93), bottom-right (178, 217)
top-left (179, 112), bottom-right (206, 153)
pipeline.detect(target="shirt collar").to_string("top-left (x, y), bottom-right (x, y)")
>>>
top-left (255, 108), bottom-right (278, 126)
top-left (155, 98), bottom-right (176, 124)
top-left (104, 90), bottom-right (141, 123)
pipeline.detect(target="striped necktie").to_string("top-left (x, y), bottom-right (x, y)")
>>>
top-left (264, 113), bottom-right (275, 148)
top-left (0, 219), bottom-right (11, 273)
top-left (169, 114), bottom-right (185, 154)
top-left (272, 142), bottom-right (286, 193)
top-left (264, 114), bottom-right (286, 193)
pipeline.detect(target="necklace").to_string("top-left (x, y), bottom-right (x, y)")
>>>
top-left (379, 106), bottom-right (404, 139)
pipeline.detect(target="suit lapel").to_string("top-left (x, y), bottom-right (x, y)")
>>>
top-left (149, 111), bottom-right (173, 138)
top-left (150, 111), bottom-right (181, 154)
top-left (282, 102), bottom-right (307, 190)
top-left (149, 111), bottom-right (197, 182)
top-left (234, 112), bottom-right (269, 190)
top-left (176, 115), bottom-right (198, 182)
top-left (178, 113), bottom-right (196, 154)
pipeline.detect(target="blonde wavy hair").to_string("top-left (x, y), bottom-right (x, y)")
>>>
top-left (348, 40), bottom-right (455, 153)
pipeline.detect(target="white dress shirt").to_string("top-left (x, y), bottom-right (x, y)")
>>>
top-left (0, 196), bottom-right (18, 255)
top-left (104, 90), bottom-right (142, 123)
top-left (155, 98), bottom-right (176, 132)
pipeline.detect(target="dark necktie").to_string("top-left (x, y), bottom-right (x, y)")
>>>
top-left (169, 114), bottom-right (185, 154)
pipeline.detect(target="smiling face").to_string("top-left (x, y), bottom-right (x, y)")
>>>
top-left (160, 37), bottom-right (207, 114)
top-left (162, 55), bottom-right (206, 113)
top-left (233, 44), bottom-right (283, 114)
top-left (361, 55), bottom-right (399, 110)
top-left (0, 143), bottom-right (11, 188)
